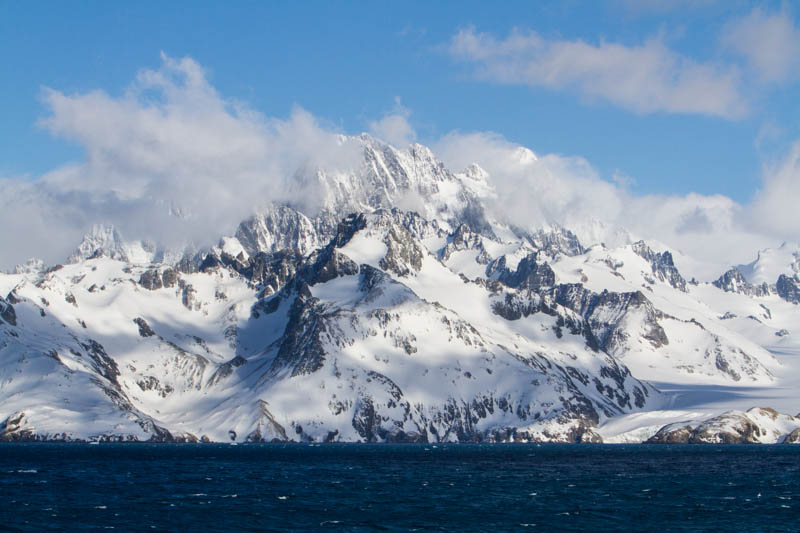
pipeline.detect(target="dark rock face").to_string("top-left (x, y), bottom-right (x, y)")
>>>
top-left (328, 213), bottom-right (368, 248)
top-left (138, 269), bottom-right (163, 290)
top-left (549, 285), bottom-right (668, 353)
top-left (303, 249), bottom-right (359, 286)
top-left (161, 268), bottom-right (178, 289)
top-left (440, 224), bottom-right (491, 265)
top-left (286, 213), bottom-right (365, 287)
top-left (776, 275), bottom-right (800, 304)
top-left (133, 317), bottom-right (156, 338)
top-left (632, 241), bottom-right (687, 292)
top-left (181, 283), bottom-right (197, 310)
top-left (245, 251), bottom-right (303, 296)
top-left (136, 376), bottom-right (173, 397)
top-left (784, 428), bottom-right (800, 443)
top-left (346, 388), bottom-right (607, 444)
top-left (267, 294), bottom-right (331, 378)
top-left (489, 253), bottom-right (556, 291)
top-left (713, 268), bottom-right (769, 297)
top-left (0, 296), bottom-right (16, 326)
top-left (79, 339), bottom-right (121, 386)
top-left (206, 356), bottom-right (247, 387)
top-left (199, 253), bottom-right (223, 273)
top-left (219, 251), bottom-right (248, 273)
top-left (491, 280), bottom-right (668, 359)
top-left (380, 226), bottom-right (425, 277)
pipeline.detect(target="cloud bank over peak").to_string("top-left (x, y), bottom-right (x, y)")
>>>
top-left (2, 52), bottom-right (799, 281)
top-left (1, 54), bottom-right (361, 267)
top-left (434, 129), bottom-right (799, 279)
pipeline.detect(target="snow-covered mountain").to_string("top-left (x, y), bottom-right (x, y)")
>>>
top-left (2, 134), bottom-right (800, 443)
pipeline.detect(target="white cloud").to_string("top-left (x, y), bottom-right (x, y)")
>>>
top-left (750, 140), bottom-right (800, 240)
top-left (0, 54), bottom-right (361, 269)
top-left (434, 131), bottom-right (623, 229)
top-left (434, 130), bottom-right (783, 278)
top-left (368, 98), bottom-right (417, 147)
top-left (721, 7), bottom-right (800, 84)
top-left (3, 53), bottom-right (798, 281)
top-left (448, 26), bottom-right (747, 118)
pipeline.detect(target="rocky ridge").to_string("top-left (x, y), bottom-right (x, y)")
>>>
top-left (647, 408), bottom-right (800, 444)
top-left (1, 134), bottom-right (797, 443)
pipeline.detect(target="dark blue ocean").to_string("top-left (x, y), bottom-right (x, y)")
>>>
top-left (0, 443), bottom-right (798, 531)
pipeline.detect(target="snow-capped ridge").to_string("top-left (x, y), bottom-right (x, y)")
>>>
top-left (737, 242), bottom-right (800, 286)
top-left (648, 407), bottom-right (800, 444)
top-left (4, 132), bottom-right (800, 443)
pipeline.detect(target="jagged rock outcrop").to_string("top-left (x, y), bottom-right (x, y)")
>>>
top-left (527, 226), bottom-right (584, 258)
top-left (1, 133), bottom-right (792, 443)
top-left (161, 268), bottom-right (178, 289)
top-left (380, 226), bottom-right (425, 277)
top-left (776, 274), bottom-right (800, 304)
top-left (0, 296), bottom-right (16, 326)
top-left (236, 205), bottom-right (325, 257)
top-left (489, 253), bottom-right (556, 291)
top-left (440, 224), bottom-right (492, 264)
top-left (632, 241), bottom-right (687, 292)
top-left (133, 317), bottom-right (155, 338)
top-left (713, 268), bottom-right (769, 296)
top-left (785, 428), bottom-right (800, 443)
top-left (69, 225), bottom-right (130, 263)
top-left (543, 284), bottom-right (668, 354)
top-left (139, 269), bottom-right (163, 290)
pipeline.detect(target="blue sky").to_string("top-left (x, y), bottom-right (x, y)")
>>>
top-left (2, 0), bottom-right (797, 201)
top-left (2, 0), bottom-right (800, 271)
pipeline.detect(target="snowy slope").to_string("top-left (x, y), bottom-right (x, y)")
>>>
top-left (3, 135), bottom-right (800, 443)
top-left (737, 242), bottom-right (800, 286)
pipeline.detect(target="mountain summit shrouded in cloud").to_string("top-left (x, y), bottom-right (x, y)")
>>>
top-left (3, 122), bottom-right (800, 444)
top-left (4, 2), bottom-right (800, 445)
top-left (0, 52), bottom-right (799, 277)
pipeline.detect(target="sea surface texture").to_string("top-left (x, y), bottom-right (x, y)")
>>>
top-left (0, 443), bottom-right (798, 531)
